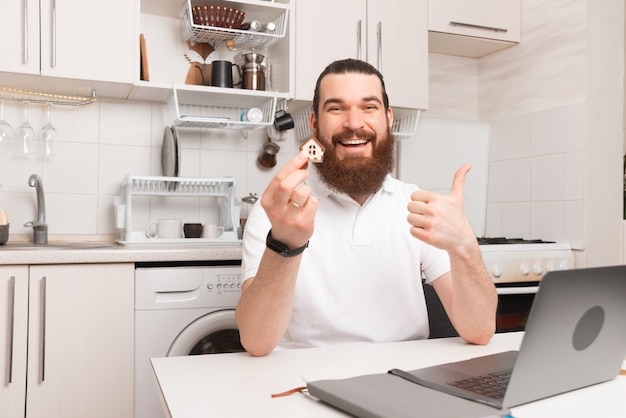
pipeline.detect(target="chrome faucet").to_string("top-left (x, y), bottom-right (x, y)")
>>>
top-left (24, 174), bottom-right (48, 244)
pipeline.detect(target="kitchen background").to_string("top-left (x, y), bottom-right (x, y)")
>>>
top-left (0, 0), bottom-right (622, 268)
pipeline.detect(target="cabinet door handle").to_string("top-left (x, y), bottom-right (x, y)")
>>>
top-left (356, 20), bottom-right (362, 60)
top-left (449, 21), bottom-right (508, 33)
top-left (6, 276), bottom-right (16, 384)
top-left (51, 0), bottom-right (57, 67)
top-left (40, 276), bottom-right (47, 382)
top-left (376, 21), bottom-right (382, 72)
top-left (23, 0), bottom-right (29, 64)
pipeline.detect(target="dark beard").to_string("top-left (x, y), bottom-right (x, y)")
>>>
top-left (313, 126), bottom-right (395, 197)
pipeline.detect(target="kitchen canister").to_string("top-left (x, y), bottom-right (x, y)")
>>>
top-left (0, 201), bottom-right (8, 245)
top-left (240, 107), bottom-right (263, 123)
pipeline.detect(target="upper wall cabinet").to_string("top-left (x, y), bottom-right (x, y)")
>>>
top-left (428, 0), bottom-right (520, 58)
top-left (0, 0), bottom-right (135, 98)
top-left (292, 0), bottom-right (428, 111)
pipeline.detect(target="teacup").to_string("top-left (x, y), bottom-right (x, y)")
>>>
top-left (146, 219), bottom-right (183, 239)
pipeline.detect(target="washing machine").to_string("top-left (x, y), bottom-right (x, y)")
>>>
top-left (134, 261), bottom-right (244, 418)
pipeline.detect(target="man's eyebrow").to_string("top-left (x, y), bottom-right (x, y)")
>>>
top-left (322, 96), bottom-right (383, 108)
top-left (322, 97), bottom-right (343, 108)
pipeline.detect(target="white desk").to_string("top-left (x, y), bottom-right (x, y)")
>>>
top-left (151, 332), bottom-right (626, 417)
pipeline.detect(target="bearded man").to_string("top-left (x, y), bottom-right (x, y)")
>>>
top-left (236, 59), bottom-right (497, 356)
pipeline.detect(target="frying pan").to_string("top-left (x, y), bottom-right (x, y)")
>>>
top-left (161, 126), bottom-right (180, 191)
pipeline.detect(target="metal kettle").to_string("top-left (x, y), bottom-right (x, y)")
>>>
top-left (241, 51), bottom-right (266, 91)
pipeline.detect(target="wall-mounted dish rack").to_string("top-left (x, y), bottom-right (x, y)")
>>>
top-left (292, 107), bottom-right (422, 141)
top-left (168, 84), bottom-right (278, 129)
top-left (115, 175), bottom-right (240, 245)
top-left (180, 0), bottom-right (289, 50)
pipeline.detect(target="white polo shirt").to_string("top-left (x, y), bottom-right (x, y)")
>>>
top-left (241, 169), bottom-right (451, 350)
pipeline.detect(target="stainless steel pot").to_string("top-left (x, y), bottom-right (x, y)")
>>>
top-left (241, 52), bottom-right (266, 91)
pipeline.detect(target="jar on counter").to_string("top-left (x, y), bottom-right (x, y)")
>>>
top-left (0, 201), bottom-right (9, 245)
top-left (238, 193), bottom-right (258, 239)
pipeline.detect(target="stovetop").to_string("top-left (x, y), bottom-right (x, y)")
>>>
top-left (477, 237), bottom-right (574, 283)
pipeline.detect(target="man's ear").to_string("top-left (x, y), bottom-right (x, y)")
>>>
top-left (309, 110), bottom-right (317, 132)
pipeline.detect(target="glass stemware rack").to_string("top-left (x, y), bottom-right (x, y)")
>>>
top-left (0, 86), bottom-right (96, 106)
top-left (115, 175), bottom-right (241, 245)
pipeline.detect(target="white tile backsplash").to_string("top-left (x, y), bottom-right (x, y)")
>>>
top-left (562, 151), bottom-right (584, 200)
top-left (0, 99), bottom-right (292, 240)
top-left (563, 102), bottom-right (586, 153)
top-left (530, 200), bottom-right (564, 242)
top-left (501, 158), bottom-right (531, 202)
top-left (487, 102), bottom-right (585, 247)
top-left (531, 106), bottom-right (564, 156)
top-left (564, 200), bottom-right (584, 249)
top-left (488, 120), bottom-right (503, 161)
top-left (501, 114), bottom-right (532, 159)
top-left (531, 154), bottom-right (564, 201)
top-left (502, 202), bottom-right (531, 239)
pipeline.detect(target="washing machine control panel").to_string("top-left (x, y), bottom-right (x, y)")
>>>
top-left (136, 265), bottom-right (243, 310)
top-left (203, 268), bottom-right (242, 307)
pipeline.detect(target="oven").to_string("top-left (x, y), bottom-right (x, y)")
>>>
top-left (478, 238), bottom-right (575, 332)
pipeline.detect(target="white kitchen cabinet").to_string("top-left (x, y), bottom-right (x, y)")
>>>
top-left (0, 0), bottom-right (134, 94)
top-left (292, 0), bottom-right (428, 111)
top-left (0, 266), bottom-right (29, 418)
top-left (0, 263), bottom-right (134, 418)
top-left (428, 0), bottom-right (520, 58)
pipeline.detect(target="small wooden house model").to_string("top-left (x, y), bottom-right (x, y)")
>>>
top-left (299, 137), bottom-right (325, 163)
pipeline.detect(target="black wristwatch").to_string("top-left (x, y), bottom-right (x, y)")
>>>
top-left (266, 230), bottom-right (309, 257)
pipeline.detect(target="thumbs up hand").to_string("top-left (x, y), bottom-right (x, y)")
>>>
top-left (407, 164), bottom-right (476, 251)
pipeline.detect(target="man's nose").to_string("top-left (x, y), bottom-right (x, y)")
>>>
top-left (344, 108), bottom-right (365, 130)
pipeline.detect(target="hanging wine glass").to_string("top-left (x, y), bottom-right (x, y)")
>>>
top-left (0, 101), bottom-right (14, 152)
top-left (40, 104), bottom-right (57, 157)
top-left (15, 103), bottom-right (37, 157)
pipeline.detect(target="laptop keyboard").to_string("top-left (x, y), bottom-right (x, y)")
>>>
top-left (447, 370), bottom-right (511, 399)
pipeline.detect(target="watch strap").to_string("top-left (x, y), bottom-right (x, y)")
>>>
top-left (266, 230), bottom-right (309, 257)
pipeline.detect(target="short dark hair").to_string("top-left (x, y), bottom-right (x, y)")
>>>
top-left (312, 59), bottom-right (390, 120)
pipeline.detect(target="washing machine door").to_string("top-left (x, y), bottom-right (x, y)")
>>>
top-left (167, 309), bottom-right (245, 356)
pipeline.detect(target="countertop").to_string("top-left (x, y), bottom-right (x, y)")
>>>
top-left (151, 332), bottom-right (626, 418)
top-left (0, 240), bottom-right (242, 265)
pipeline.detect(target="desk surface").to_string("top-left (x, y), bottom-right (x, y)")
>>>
top-left (151, 332), bottom-right (626, 417)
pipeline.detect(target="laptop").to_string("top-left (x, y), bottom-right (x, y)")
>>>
top-left (308, 265), bottom-right (626, 414)
top-left (389, 265), bottom-right (626, 409)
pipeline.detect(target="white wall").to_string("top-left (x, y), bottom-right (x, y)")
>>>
top-left (427, 0), bottom-right (624, 267)
top-left (0, 99), bottom-right (300, 241)
top-left (1, 0), bottom-right (623, 264)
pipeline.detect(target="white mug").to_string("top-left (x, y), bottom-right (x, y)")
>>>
top-left (146, 219), bottom-right (183, 239)
top-left (203, 224), bottom-right (224, 239)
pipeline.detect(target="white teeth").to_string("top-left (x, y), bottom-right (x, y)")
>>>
top-left (341, 139), bottom-right (367, 145)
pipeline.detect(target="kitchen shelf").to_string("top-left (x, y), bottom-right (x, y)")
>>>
top-left (0, 86), bottom-right (96, 106)
top-left (168, 84), bottom-right (278, 129)
top-left (115, 175), bottom-right (239, 243)
top-left (180, 0), bottom-right (289, 50)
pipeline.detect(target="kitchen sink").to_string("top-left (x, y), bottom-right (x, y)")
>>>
top-left (0, 242), bottom-right (115, 250)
